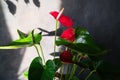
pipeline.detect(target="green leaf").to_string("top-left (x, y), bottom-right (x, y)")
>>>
top-left (53, 58), bottom-right (62, 71)
top-left (94, 60), bottom-right (103, 69)
top-left (76, 58), bottom-right (94, 69)
top-left (75, 27), bottom-right (96, 46)
top-left (41, 60), bottom-right (56, 80)
top-left (32, 31), bottom-right (42, 44)
top-left (28, 57), bottom-right (43, 80)
top-left (9, 32), bottom-right (33, 46)
top-left (28, 58), bottom-right (56, 80)
top-left (75, 27), bottom-right (90, 38)
top-left (0, 30), bottom-right (42, 49)
top-left (56, 27), bottom-right (107, 56)
top-left (0, 45), bottom-right (25, 49)
top-left (24, 70), bottom-right (28, 79)
top-left (72, 76), bottom-right (79, 80)
top-left (87, 72), bottom-right (101, 80)
top-left (17, 29), bottom-right (27, 39)
top-left (56, 38), bottom-right (106, 56)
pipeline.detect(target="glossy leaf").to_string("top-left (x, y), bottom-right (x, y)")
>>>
top-left (0, 30), bottom-right (42, 49)
top-left (17, 29), bottom-right (27, 39)
top-left (0, 45), bottom-right (25, 49)
top-left (28, 58), bottom-right (56, 80)
top-left (56, 27), bottom-right (107, 56)
top-left (28, 57), bottom-right (43, 80)
top-left (75, 27), bottom-right (90, 38)
top-left (56, 38), bottom-right (105, 56)
top-left (53, 58), bottom-right (62, 71)
top-left (41, 60), bottom-right (56, 80)
top-left (75, 27), bottom-right (103, 54)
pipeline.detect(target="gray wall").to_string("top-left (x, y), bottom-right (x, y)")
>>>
top-left (0, 1), bottom-right (25, 80)
top-left (0, 0), bottom-right (61, 80)
top-left (61, 0), bottom-right (120, 66)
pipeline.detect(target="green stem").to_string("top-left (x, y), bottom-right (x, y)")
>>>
top-left (60, 64), bottom-right (64, 80)
top-left (65, 64), bottom-right (70, 80)
top-left (68, 56), bottom-right (77, 80)
top-left (85, 69), bottom-right (96, 80)
top-left (54, 20), bottom-right (58, 59)
top-left (39, 44), bottom-right (45, 65)
top-left (68, 64), bottom-right (77, 80)
top-left (34, 45), bottom-right (40, 58)
top-left (77, 68), bottom-right (85, 76)
top-left (68, 54), bottom-right (83, 80)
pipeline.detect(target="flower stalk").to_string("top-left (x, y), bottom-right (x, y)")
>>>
top-left (39, 44), bottom-right (45, 65)
top-left (53, 8), bottom-right (64, 59)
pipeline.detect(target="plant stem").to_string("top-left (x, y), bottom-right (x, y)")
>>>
top-left (85, 69), bottom-right (96, 80)
top-left (68, 54), bottom-right (83, 80)
top-left (54, 20), bottom-right (58, 59)
top-left (34, 45), bottom-right (40, 58)
top-left (68, 56), bottom-right (77, 80)
top-left (68, 64), bottom-right (77, 80)
top-left (60, 64), bottom-right (64, 80)
top-left (78, 68), bottom-right (85, 76)
top-left (65, 64), bottom-right (70, 80)
top-left (39, 44), bottom-right (45, 65)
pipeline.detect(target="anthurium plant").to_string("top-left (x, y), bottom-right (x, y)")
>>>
top-left (0, 8), bottom-right (120, 80)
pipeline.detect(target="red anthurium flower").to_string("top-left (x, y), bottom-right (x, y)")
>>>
top-left (60, 51), bottom-right (73, 63)
top-left (49, 8), bottom-right (74, 28)
top-left (60, 28), bottom-right (75, 42)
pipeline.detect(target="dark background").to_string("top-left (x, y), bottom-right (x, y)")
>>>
top-left (61, 0), bottom-right (120, 67)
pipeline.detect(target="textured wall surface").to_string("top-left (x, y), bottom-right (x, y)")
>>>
top-left (0, 0), bottom-right (120, 80)
top-left (61, 0), bottom-right (120, 66)
top-left (0, 0), bottom-right (61, 80)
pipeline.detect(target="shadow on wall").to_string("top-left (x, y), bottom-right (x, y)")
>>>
top-left (0, 2), bottom-right (25, 80)
top-left (60, 0), bottom-right (120, 66)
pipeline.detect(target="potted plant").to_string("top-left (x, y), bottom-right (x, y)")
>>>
top-left (0, 8), bottom-right (120, 80)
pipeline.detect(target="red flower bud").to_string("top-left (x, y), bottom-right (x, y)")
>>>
top-left (49, 11), bottom-right (74, 28)
top-left (60, 51), bottom-right (73, 63)
top-left (60, 28), bottom-right (75, 42)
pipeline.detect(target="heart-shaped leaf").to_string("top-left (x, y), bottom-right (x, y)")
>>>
top-left (41, 60), bottom-right (56, 80)
top-left (28, 58), bottom-right (57, 80)
top-left (28, 57), bottom-right (43, 80)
